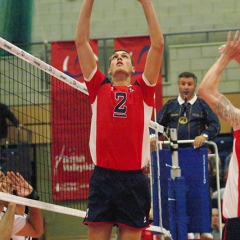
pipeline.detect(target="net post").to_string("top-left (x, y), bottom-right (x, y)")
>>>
top-left (169, 128), bottom-right (181, 179)
top-left (168, 128), bottom-right (188, 239)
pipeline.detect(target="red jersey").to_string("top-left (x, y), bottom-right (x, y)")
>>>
top-left (223, 129), bottom-right (240, 218)
top-left (85, 68), bottom-right (156, 170)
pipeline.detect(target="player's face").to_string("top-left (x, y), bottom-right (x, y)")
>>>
top-left (178, 77), bottom-right (196, 101)
top-left (108, 51), bottom-right (135, 78)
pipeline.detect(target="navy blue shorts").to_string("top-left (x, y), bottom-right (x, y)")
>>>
top-left (84, 166), bottom-right (151, 229)
top-left (223, 217), bottom-right (240, 240)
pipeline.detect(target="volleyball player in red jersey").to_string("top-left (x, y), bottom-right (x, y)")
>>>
top-left (75, 0), bottom-right (164, 239)
top-left (198, 30), bottom-right (240, 240)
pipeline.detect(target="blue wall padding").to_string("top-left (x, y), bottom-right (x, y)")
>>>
top-left (151, 148), bottom-right (211, 233)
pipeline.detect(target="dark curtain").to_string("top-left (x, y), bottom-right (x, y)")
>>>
top-left (0, 0), bottom-right (33, 44)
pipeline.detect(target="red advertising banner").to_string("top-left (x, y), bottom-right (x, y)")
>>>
top-left (51, 40), bottom-right (97, 200)
top-left (114, 36), bottom-right (163, 113)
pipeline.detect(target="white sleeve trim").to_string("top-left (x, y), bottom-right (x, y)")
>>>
top-left (142, 73), bottom-right (157, 87)
top-left (84, 66), bottom-right (97, 82)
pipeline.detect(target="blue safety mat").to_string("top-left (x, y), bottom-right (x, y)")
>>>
top-left (151, 148), bottom-right (211, 233)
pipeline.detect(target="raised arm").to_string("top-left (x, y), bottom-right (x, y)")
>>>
top-left (139, 0), bottom-right (164, 85)
top-left (198, 31), bottom-right (240, 129)
top-left (0, 202), bottom-right (16, 240)
top-left (75, 0), bottom-right (97, 79)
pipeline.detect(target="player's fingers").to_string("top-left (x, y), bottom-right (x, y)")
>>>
top-left (227, 31), bottom-right (232, 44)
top-left (234, 30), bottom-right (239, 42)
top-left (233, 30), bottom-right (239, 43)
top-left (18, 173), bottom-right (25, 182)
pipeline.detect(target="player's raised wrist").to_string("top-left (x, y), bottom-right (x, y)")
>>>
top-left (25, 189), bottom-right (40, 200)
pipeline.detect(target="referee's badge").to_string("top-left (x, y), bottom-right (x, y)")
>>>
top-left (178, 116), bottom-right (188, 124)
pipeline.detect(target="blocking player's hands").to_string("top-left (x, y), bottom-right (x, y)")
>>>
top-left (0, 171), bottom-right (12, 194)
top-left (6, 172), bottom-right (33, 197)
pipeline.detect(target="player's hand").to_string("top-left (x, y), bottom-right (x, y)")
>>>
top-left (193, 135), bottom-right (207, 148)
top-left (6, 172), bottom-right (33, 197)
top-left (219, 43), bottom-right (240, 64)
top-left (0, 171), bottom-right (12, 194)
top-left (234, 51), bottom-right (240, 64)
top-left (222, 31), bottom-right (240, 60)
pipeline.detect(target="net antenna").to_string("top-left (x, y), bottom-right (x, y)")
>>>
top-left (0, 37), bottom-right (170, 236)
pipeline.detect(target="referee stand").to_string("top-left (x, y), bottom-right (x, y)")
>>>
top-left (150, 126), bottom-right (222, 240)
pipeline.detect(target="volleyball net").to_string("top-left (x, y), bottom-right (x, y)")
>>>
top-left (0, 37), bottom-right (90, 218)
